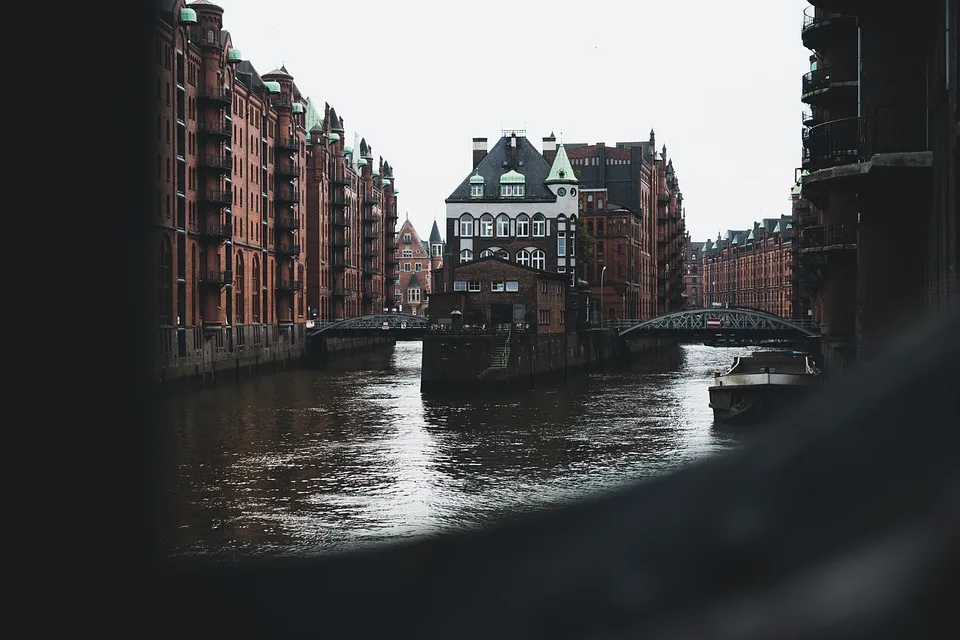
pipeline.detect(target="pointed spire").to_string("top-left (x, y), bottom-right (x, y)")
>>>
top-left (545, 143), bottom-right (577, 184)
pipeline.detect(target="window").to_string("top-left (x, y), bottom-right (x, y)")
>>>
top-left (408, 288), bottom-right (421, 303)
top-left (468, 281), bottom-right (481, 292)
top-left (556, 283), bottom-right (563, 295)
top-left (516, 249), bottom-right (530, 266)
top-left (470, 183), bottom-right (483, 197)
top-left (402, 249), bottom-right (413, 257)
top-left (480, 249), bottom-right (494, 258)
top-left (158, 237), bottom-right (172, 326)
top-left (540, 281), bottom-right (548, 294)
top-left (557, 231), bottom-right (566, 256)
top-left (403, 263), bottom-right (411, 271)
top-left (415, 263), bottom-right (422, 271)
top-left (516, 214), bottom-right (529, 237)
top-left (501, 184), bottom-right (525, 197)
top-left (532, 214), bottom-right (546, 237)
top-left (459, 214), bottom-right (473, 237)
top-left (252, 255), bottom-right (260, 322)
top-left (460, 249), bottom-right (473, 263)
top-left (454, 280), bottom-right (467, 291)
top-left (403, 233), bottom-right (411, 244)
top-left (491, 281), bottom-right (505, 292)
top-left (538, 309), bottom-right (551, 325)
top-left (479, 214), bottom-right (493, 237)
top-left (235, 251), bottom-right (244, 323)
top-left (496, 214), bottom-right (510, 237)
top-left (531, 249), bottom-right (545, 270)
top-left (505, 281), bottom-right (519, 292)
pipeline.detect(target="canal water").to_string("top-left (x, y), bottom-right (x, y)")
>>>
top-left (160, 342), bottom-right (761, 558)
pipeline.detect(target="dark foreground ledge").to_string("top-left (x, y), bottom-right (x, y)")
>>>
top-left (156, 310), bottom-right (959, 639)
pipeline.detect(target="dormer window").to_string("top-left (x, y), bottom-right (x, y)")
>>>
top-left (501, 184), bottom-right (525, 197)
top-left (470, 183), bottom-right (483, 197)
top-left (499, 170), bottom-right (525, 197)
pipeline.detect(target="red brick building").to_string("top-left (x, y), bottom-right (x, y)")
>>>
top-left (428, 257), bottom-right (571, 334)
top-left (683, 236), bottom-right (705, 308)
top-left (394, 216), bottom-right (433, 316)
top-left (562, 130), bottom-right (686, 321)
top-left (153, 1), bottom-right (397, 380)
top-left (699, 216), bottom-right (794, 317)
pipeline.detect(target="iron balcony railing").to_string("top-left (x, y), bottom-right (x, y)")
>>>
top-left (331, 211), bottom-right (348, 226)
top-left (801, 67), bottom-right (834, 96)
top-left (276, 243), bottom-right (301, 256)
top-left (198, 269), bottom-right (231, 285)
top-left (197, 121), bottom-right (231, 137)
top-left (331, 193), bottom-right (347, 206)
top-left (276, 215), bottom-right (299, 231)
top-left (275, 188), bottom-right (300, 203)
top-left (197, 220), bottom-right (233, 239)
top-left (276, 137), bottom-right (299, 151)
top-left (275, 160), bottom-right (299, 177)
top-left (199, 155), bottom-right (231, 172)
top-left (198, 88), bottom-right (230, 103)
top-left (800, 224), bottom-right (856, 249)
top-left (200, 189), bottom-right (231, 205)
top-left (806, 104), bottom-right (929, 171)
top-left (276, 279), bottom-right (303, 292)
top-left (331, 234), bottom-right (347, 247)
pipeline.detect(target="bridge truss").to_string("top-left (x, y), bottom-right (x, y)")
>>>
top-left (307, 313), bottom-right (429, 338)
top-left (618, 307), bottom-right (820, 338)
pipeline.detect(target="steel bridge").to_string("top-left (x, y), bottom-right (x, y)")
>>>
top-left (615, 307), bottom-right (820, 339)
top-left (306, 313), bottom-right (429, 340)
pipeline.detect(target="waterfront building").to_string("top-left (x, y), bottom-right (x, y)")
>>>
top-left (700, 216), bottom-right (794, 317)
top-left (153, 0), bottom-right (397, 382)
top-left (305, 108), bottom-right (397, 321)
top-left (560, 130), bottom-right (687, 320)
top-left (394, 216), bottom-right (433, 316)
top-left (431, 131), bottom-right (581, 327)
top-left (798, 1), bottom-right (957, 371)
top-left (684, 236), bottom-right (705, 308)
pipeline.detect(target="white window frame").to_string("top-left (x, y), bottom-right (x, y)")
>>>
top-left (505, 281), bottom-right (519, 292)
top-left (460, 249), bottom-right (473, 263)
top-left (496, 214), bottom-right (510, 237)
top-left (415, 263), bottom-right (422, 271)
top-left (531, 249), bottom-right (545, 270)
top-left (403, 233), bottom-right (412, 244)
top-left (403, 263), bottom-right (411, 272)
top-left (516, 249), bottom-right (530, 266)
top-left (459, 215), bottom-right (473, 237)
top-left (491, 281), bottom-right (505, 292)
top-left (470, 184), bottom-right (483, 197)
top-left (532, 215), bottom-right (546, 237)
top-left (557, 231), bottom-right (566, 257)
top-left (516, 215), bottom-right (529, 237)
top-left (402, 249), bottom-right (413, 257)
top-left (479, 214), bottom-right (493, 237)
top-left (467, 281), bottom-right (481, 292)
top-left (453, 280), bottom-right (467, 291)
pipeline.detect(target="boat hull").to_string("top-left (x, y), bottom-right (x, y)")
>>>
top-left (708, 372), bottom-right (822, 425)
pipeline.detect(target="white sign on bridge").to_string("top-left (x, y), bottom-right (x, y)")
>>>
top-left (706, 318), bottom-right (722, 328)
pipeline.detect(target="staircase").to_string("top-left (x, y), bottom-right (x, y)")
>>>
top-left (479, 329), bottom-right (512, 379)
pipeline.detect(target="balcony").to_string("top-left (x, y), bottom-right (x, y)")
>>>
top-left (276, 137), bottom-right (299, 152)
top-left (199, 154), bottom-right (231, 172)
top-left (805, 105), bottom-right (930, 172)
top-left (196, 220), bottom-right (233, 242)
top-left (276, 278), bottom-right (303, 292)
top-left (275, 187), bottom-right (300, 204)
top-left (657, 192), bottom-right (670, 203)
top-left (200, 189), bottom-right (231, 206)
top-left (276, 215), bottom-right (299, 232)
top-left (332, 172), bottom-right (351, 185)
top-left (801, 6), bottom-right (856, 50)
top-left (330, 255), bottom-right (347, 269)
top-left (806, 1), bottom-right (870, 14)
top-left (799, 224), bottom-right (857, 253)
top-left (362, 211), bottom-right (378, 224)
top-left (198, 269), bottom-right (231, 286)
top-left (198, 88), bottom-right (231, 104)
top-left (363, 193), bottom-right (379, 205)
top-left (802, 108), bottom-right (825, 127)
top-left (331, 233), bottom-right (347, 247)
top-left (197, 121), bottom-right (231, 138)
top-left (275, 159), bottom-right (299, 178)
top-left (276, 243), bottom-right (301, 256)
top-left (331, 285), bottom-right (346, 297)
top-left (364, 245), bottom-right (380, 257)
top-left (331, 193), bottom-right (347, 207)
top-left (362, 227), bottom-right (378, 240)
top-left (801, 66), bottom-right (856, 104)
top-left (331, 211), bottom-right (348, 226)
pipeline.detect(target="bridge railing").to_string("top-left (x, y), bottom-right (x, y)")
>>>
top-left (428, 322), bottom-right (533, 336)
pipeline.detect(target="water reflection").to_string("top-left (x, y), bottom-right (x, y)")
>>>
top-left (164, 341), bottom-right (762, 557)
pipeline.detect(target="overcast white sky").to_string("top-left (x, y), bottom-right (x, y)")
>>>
top-left (216, 0), bottom-right (811, 243)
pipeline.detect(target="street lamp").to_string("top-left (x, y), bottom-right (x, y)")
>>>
top-left (599, 265), bottom-right (607, 325)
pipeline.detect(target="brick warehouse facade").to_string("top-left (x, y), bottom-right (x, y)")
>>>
top-left (562, 130), bottom-right (687, 321)
top-left (699, 216), bottom-right (795, 317)
top-left (684, 235), bottom-right (705, 308)
top-left (153, 1), bottom-right (398, 381)
top-left (394, 216), bottom-right (434, 316)
top-left (798, 1), bottom-right (957, 372)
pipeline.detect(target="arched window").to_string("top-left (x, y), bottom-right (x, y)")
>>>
top-left (158, 236), bottom-right (172, 326)
top-left (460, 248), bottom-right (473, 263)
top-left (252, 255), bottom-right (261, 322)
top-left (235, 251), bottom-right (245, 324)
top-left (516, 249), bottom-right (531, 266)
top-left (480, 249), bottom-right (494, 258)
top-left (496, 214), bottom-right (510, 237)
top-left (532, 213), bottom-right (546, 237)
top-left (459, 214), bottom-right (473, 237)
top-left (206, 29), bottom-right (215, 44)
top-left (516, 214), bottom-right (529, 237)
top-left (297, 266), bottom-right (305, 317)
top-left (531, 249), bottom-right (546, 270)
top-left (479, 213), bottom-right (494, 237)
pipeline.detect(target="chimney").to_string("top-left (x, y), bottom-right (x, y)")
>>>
top-left (509, 133), bottom-right (517, 167)
top-left (542, 133), bottom-right (557, 164)
top-left (472, 137), bottom-right (487, 168)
